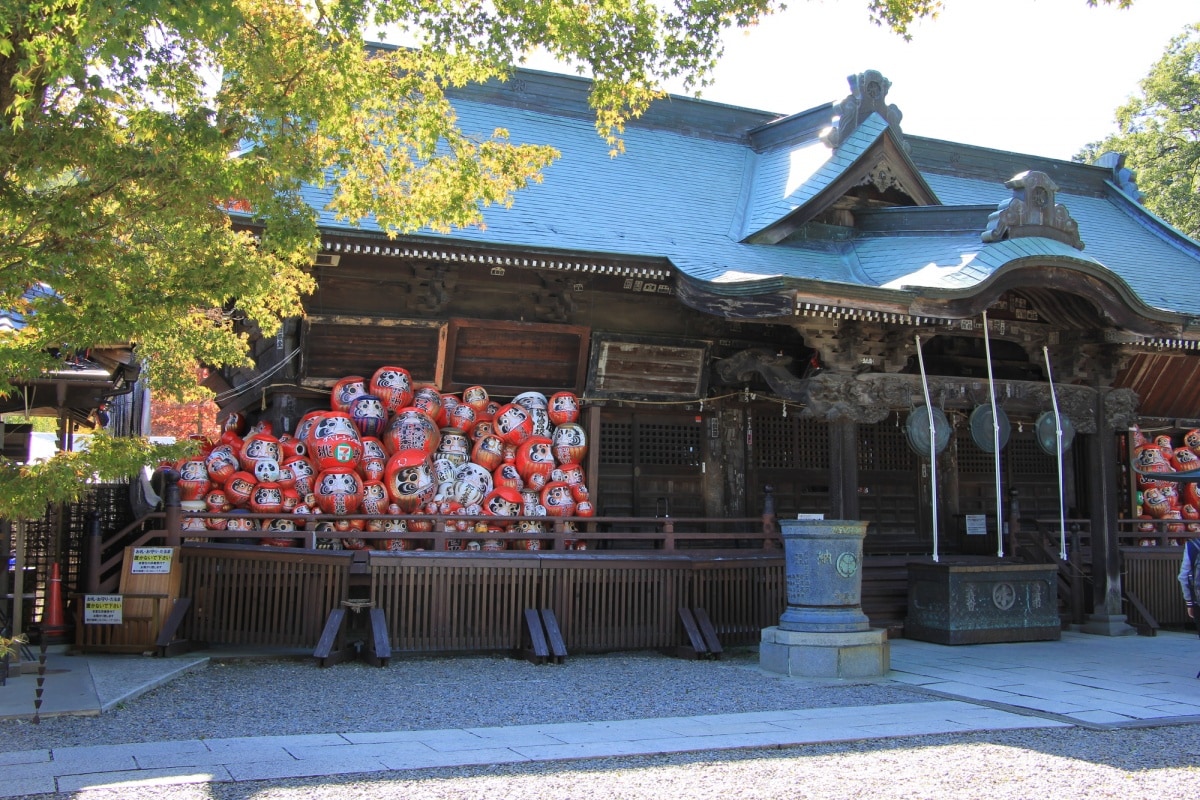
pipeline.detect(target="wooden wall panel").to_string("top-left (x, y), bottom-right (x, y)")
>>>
top-left (300, 316), bottom-right (445, 388)
top-left (443, 318), bottom-right (589, 393)
top-left (588, 336), bottom-right (709, 399)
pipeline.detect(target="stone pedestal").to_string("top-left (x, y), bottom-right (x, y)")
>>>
top-left (759, 626), bottom-right (889, 678)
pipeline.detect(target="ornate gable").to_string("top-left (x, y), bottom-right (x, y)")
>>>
top-left (981, 171), bottom-right (1083, 250)
top-left (821, 69), bottom-right (908, 152)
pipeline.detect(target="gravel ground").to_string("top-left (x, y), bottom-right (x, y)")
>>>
top-left (1, 648), bottom-right (919, 750)
top-left (3, 649), bottom-right (1199, 799)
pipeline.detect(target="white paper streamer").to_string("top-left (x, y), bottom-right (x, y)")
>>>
top-left (982, 311), bottom-right (1004, 558)
top-left (915, 335), bottom-right (939, 563)
top-left (1043, 346), bottom-right (1068, 561)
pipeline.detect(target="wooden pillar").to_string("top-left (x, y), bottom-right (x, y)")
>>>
top-left (163, 469), bottom-right (182, 547)
top-left (1081, 390), bottom-right (1135, 636)
top-left (828, 419), bottom-right (859, 520)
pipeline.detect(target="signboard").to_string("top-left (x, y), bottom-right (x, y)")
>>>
top-left (84, 595), bottom-right (124, 625)
top-left (130, 547), bottom-right (174, 574)
top-left (965, 514), bottom-right (989, 536)
top-left (797, 513), bottom-right (825, 520)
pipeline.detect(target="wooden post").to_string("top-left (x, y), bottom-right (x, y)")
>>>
top-left (761, 484), bottom-right (778, 548)
top-left (162, 469), bottom-right (182, 547)
top-left (1082, 390), bottom-right (1135, 636)
top-left (85, 511), bottom-right (102, 594)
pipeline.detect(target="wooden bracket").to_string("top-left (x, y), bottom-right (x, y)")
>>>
top-left (675, 607), bottom-right (722, 659)
top-left (314, 603), bottom-right (391, 667)
top-left (154, 597), bottom-right (204, 658)
top-left (521, 608), bottom-right (567, 664)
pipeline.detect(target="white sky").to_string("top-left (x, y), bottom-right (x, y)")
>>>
top-left (672, 0), bottom-right (1199, 159)
top-left (515, 0), bottom-right (1197, 161)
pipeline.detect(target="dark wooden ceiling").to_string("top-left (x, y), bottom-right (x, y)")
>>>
top-left (1112, 352), bottom-right (1200, 420)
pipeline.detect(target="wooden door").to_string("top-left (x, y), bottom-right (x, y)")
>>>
top-left (955, 425), bottom-right (1070, 549)
top-left (596, 410), bottom-right (706, 526)
top-left (857, 418), bottom-right (930, 554)
top-left (747, 409), bottom-right (830, 518)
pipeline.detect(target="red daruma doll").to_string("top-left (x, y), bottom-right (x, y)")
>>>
top-left (385, 450), bottom-right (437, 512)
top-left (541, 481), bottom-right (577, 517)
top-left (493, 403), bottom-right (536, 447)
top-left (314, 466), bottom-right (364, 515)
top-left (370, 366), bottom-right (413, 417)
top-left (548, 392), bottom-right (580, 426)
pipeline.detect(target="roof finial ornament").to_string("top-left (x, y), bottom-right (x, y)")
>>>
top-left (1093, 151), bottom-right (1144, 203)
top-left (981, 171), bottom-right (1084, 250)
top-left (821, 69), bottom-right (907, 151)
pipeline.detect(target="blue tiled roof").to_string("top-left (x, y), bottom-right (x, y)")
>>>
top-left (296, 84), bottom-right (1200, 319)
top-left (740, 115), bottom-right (893, 240)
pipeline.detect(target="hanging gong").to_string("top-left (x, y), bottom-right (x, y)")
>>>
top-left (1035, 411), bottom-right (1076, 455)
top-left (969, 404), bottom-right (1011, 453)
top-left (904, 405), bottom-right (951, 457)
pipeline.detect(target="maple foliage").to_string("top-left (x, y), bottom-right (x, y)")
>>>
top-left (148, 392), bottom-right (221, 442)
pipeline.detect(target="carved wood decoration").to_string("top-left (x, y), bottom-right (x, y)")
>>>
top-left (981, 171), bottom-right (1083, 249)
top-left (821, 69), bottom-right (908, 151)
top-left (723, 369), bottom-right (1134, 432)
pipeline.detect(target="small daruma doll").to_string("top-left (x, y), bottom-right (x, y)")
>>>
top-left (249, 481), bottom-right (284, 515)
top-left (541, 481), bottom-right (577, 517)
top-left (482, 486), bottom-right (523, 519)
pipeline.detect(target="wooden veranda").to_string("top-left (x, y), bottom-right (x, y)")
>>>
top-left (51, 472), bottom-right (1184, 661)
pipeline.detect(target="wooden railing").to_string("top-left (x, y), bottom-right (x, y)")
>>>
top-left (1017, 517), bottom-right (1193, 632)
top-left (1115, 518), bottom-right (1192, 630)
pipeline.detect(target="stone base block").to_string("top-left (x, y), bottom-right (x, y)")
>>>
top-left (758, 626), bottom-right (889, 679)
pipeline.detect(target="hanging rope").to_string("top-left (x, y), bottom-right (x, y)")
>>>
top-left (915, 334), bottom-right (939, 563)
top-left (1043, 346), bottom-right (1068, 561)
top-left (982, 311), bottom-right (1004, 558)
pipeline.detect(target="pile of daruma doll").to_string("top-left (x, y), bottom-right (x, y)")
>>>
top-left (173, 365), bottom-right (591, 551)
top-left (1130, 424), bottom-right (1200, 545)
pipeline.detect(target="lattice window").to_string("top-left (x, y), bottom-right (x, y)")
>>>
top-left (754, 414), bottom-right (794, 469)
top-left (858, 419), bottom-right (915, 472)
top-left (1007, 435), bottom-right (1056, 475)
top-left (956, 429), bottom-right (1004, 474)
top-left (599, 422), bottom-right (633, 465)
top-left (637, 422), bottom-right (701, 465)
top-left (752, 412), bottom-right (828, 470)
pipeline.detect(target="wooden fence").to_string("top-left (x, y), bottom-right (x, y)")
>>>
top-left (177, 546), bottom-right (355, 648)
top-left (146, 545), bottom-right (919, 655)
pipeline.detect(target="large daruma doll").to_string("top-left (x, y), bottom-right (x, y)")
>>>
top-left (315, 466), bottom-right (364, 515)
top-left (370, 366), bottom-right (414, 417)
top-left (385, 449), bottom-right (437, 512)
top-left (551, 422), bottom-right (588, 465)
top-left (330, 375), bottom-right (369, 414)
top-left (384, 407), bottom-right (441, 457)
top-left (492, 402), bottom-right (536, 447)
top-left (309, 411), bottom-right (363, 471)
